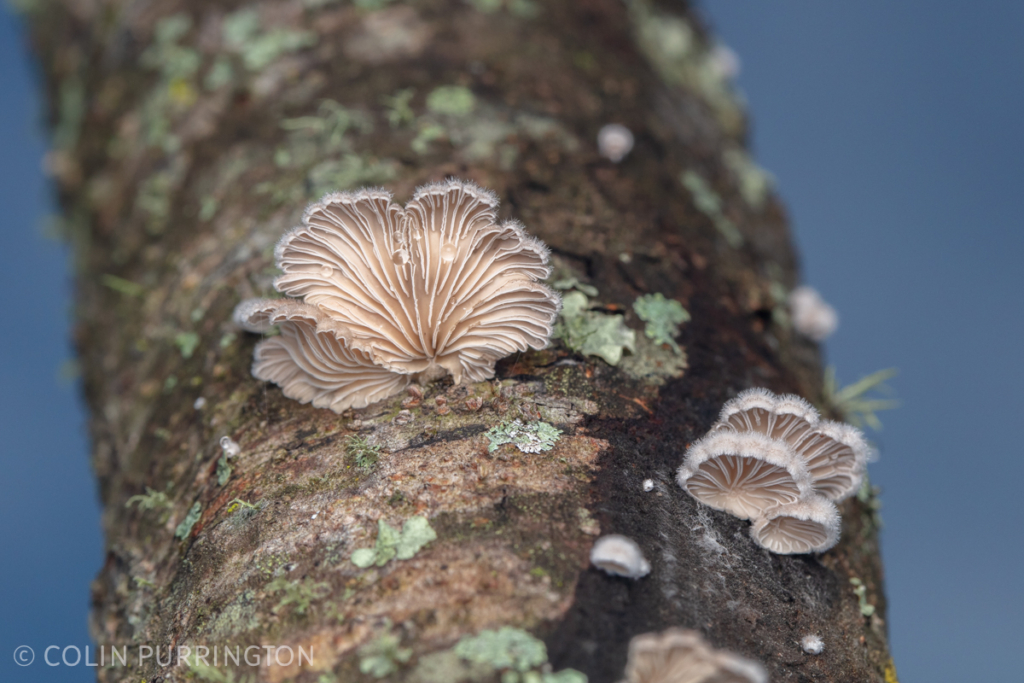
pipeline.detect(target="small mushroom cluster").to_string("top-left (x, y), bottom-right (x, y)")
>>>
top-left (234, 179), bottom-right (560, 413)
top-left (619, 628), bottom-right (767, 683)
top-left (677, 388), bottom-right (870, 554)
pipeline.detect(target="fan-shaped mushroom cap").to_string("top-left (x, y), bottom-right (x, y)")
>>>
top-left (590, 534), bottom-right (651, 579)
top-left (235, 298), bottom-right (409, 413)
top-left (272, 179), bottom-right (560, 384)
top-left (750, 496), bottom-right (840, 554)
top-left (714, 388), bottom-right (820, 447)
top-left (798, 420), bottom-right (870, 501)
top-left (621, 628), bottom-right (767, 683)
top-left (678, 431), bottom-right (811, 520)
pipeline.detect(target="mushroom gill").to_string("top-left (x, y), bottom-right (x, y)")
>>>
top-left (749, 496), bottom-right (841, 555)
top-left (620, 628), bottom-right (768, 683)
top-left (677, 431), bottom-right (810, 520)
top-left (273, 179), bottom-right (559, 384)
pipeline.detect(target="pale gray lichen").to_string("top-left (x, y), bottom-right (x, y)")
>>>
top-left (125, 486), bottom-right (172, 512)
top-left (723, 147), bottom-right (774, 209)
top-left (440, 628), bottom-right (587, 683)
top-left (632, 293), bottom-right (690, 354)
top-left (426, 85), bottom-right (477, 116)
top-left (265, 576), bottom-right (330, 615)
top-left (174, 331), bottom-right (200, 359)
top-left (681, 170), bottom-right (743, 248)
top-left (485, 419), bottom-right (562, 454)
top-left (849, 577), bottom-right (876, 617)
top-left (359, 625), bottom-right (413, 678)
top-left (174, 501), bottom-right (202, 540)
top-left (555, 291), bottom-right (636, 366)
top-left (350, 517), bottom-right (437, 568)
top-left (216, 457), bottom-right (232, 486)
top-left (222, 9), bottom-right (317, 72)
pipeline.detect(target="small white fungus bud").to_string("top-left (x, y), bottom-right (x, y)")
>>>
top-left (220, 436), bottom-right (241, 458)
top-left (590, 534), bottom-right (650, 579)
top-left (193, 397), bottom-right (207, 410)
top-left (789, 286), bottom-right (838, 342)
top-left (597, 124), bottom-right (635, 163)
top-left (801, 634), bottom-right (824, 655)
top-left (642, 479), bottom-right (655, 492)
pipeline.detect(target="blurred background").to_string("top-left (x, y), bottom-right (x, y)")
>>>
top-left (1, 1), bottom-right (1021, 681)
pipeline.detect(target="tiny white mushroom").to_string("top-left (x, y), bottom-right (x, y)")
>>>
top-left (677, 430), bottom-right (811, 520)
top-left (621, 628), bottom-right (767, 683)
top-left (598, 124), bottom-right (635, 163)
top-left (789, 286), bottom-right (838, 342)
top-left (750, 496), bottom-right (841, 555)
top-left (800, 634), bottom-right (824, 655)
top-left (590, 534), bottom-right (650, 579)
top-left (193, 396), bottom-right (207, 410)
top-left (220, 436), bottom-right (241, 458)
top-left (643, 479), bottom-right (655, 492)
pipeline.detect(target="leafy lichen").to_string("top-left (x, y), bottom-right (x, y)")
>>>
top-left (351, 516), bottom-right (437, 568)
top-left (555, 291), bottom-right (635, 365)
top-left (345, 434), bottom-right (382, 469)
top-left (632, 293), bottom-right (690, 354)
top-left (723, 147), bottom-right (774, 209)
top-left (222, 9), bottom-right (316, 72)
top-left (485, 419), bottom-right (562, 454)
top-left (265, 576), bottom-right (330, 615)
top-left (681, 170), bottom-right (743, 248)
top-left (426, 85), bottom-right (477, 116)
top-left (174, 331), bottom-right (200, 359)
top-left (174, 501), bottom-right (202, 540)
top-left (358, 625), bottom-right (413, 678)
top-left (125, 486), bottom-right (172, 512)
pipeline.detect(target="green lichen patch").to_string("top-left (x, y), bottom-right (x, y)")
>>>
top-left (850, 577), bottom-right (876, 617)
top-left (266, 576), bottom-right (330, 615)
top-left (426, 85), bottom-right (477, 116)
top-left (345, 434), bottom-right (383, 469)
top-left (125, 486), bottom-right (172, 513)
top-left (222, 8), bottom-right (317, 72)
top-left (681, 170), bottom-right (743, 248)
top-left (358, 625), bottom-right (413, 678)
top-left (216, 456), bottom-right (233, 486)
top-left (175, 501), bottom-right (202, 539)
top-left (174, 331), bottom-right (200, 359)
top-left (485, 419), bottom-right (561, 454)
top-left (555, 291), bottom-right (636, 366)
top-left (551, 276), bottom-right (598, 298)
top-left (350, 516), bottom-right (437, 568)
top-left (723, 147), bottom-right (774, 209)
top-left (409, 627), bottom-right (587, 683)
top-left (632, 293), bottom-right (690, 354)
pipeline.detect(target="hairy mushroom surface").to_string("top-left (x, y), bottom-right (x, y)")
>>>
top-left (798, 420), bottom-right (870, 501)
top-left (677, 431), bottom-right (811, 520)
top-left (590, 534), bottom-right (651, 579)
top-left (749, 496), bottom-right (841, 555)
top-left (714, 388), bottom-right (820, 447)
top-left (620, 628), bottom-right (768, 683)
top-left (235, 298), bottom-right (410, 412)
top-left (273, 179), bottom-right (559, 384)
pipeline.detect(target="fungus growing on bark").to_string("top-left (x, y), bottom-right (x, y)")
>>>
top-left (800, 634), bottom-right (824, 655)
top-left (679, 387), bottom-right (869, 554)
top-left (789, 285), bottom-right (838, 342)
top-left (677, 430), bottom-right (811, 520)
top-left (749, 496), bottom-right (841, 555)
top-left (597, 123), bottom-right (635, 162)
top-left (620, 628), bottom-right (767, 683)
top-left (235, 179), bottom-right (560, 412)
top-left (590, 534), bottom-right (650, 579)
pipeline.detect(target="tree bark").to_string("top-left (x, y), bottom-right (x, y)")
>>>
top-left (23, 0), bottom-right (893, 681)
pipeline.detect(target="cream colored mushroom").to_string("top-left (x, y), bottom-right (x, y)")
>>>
top-left (677, 431), bottom-right (811, 520)
top-left (234, 298), bottom-right (409, 412)
top-left (750, 496), bottom-right (840, 555)
top-left (621, 628), bottom-right (768, 683)
top-left (798, 420), bottom-right (870, 501)
top-left (590, 534), bottom-right (651, 579)
top-left (714, 388), bottom-right (820, 447)
top-left (273, 179), bottom-right (560, 384)
top-left (788, 285), bottom-right (838, 342)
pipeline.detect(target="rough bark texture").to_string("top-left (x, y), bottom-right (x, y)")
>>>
top-left (22, 0), bottom-right (893, 681)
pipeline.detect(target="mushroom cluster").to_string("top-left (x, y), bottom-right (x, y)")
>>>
top-left (619, 628), bottom-right (767, 683)
top-left (677, 388), bottom-right (870, 554)
top-left (234, 179), bottom-right (561, 413)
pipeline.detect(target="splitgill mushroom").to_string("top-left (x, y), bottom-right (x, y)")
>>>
top-left (788, 285), bottom-right (838, 342)
top-left (749, 496), bottom-right (841, 555)
top-left (235, 299), bottom-right (410, 412)
top-left (620, 628), bottom-right (768, 683)
top-left (678, 388), bottom-right (870, 554)
top-left (676, 431), bottom-right (811, 520)
top-left (590, 534), bottom-right (651, 579)
top-left (234, 179), bottom-right (561, 413)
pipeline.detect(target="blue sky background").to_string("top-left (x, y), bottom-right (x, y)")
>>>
top-left (1, 2), bottom-right (1022, 681)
